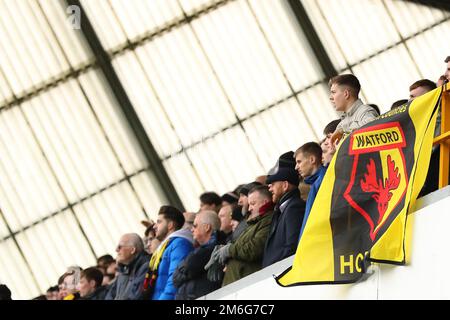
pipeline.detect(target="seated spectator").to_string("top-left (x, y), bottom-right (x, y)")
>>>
top-left (329, 74), bottom-right (378, 146)
top-left (391, 99), bottom-right (408, 110)
top-left (0, 284), bottom-right (12, 300)
top-left (263, 151), bottom-right (306, 268)
top-left (61, 266), bottom-right (82, 300)
top-left (104, 233), bottom-right (149, 300)
top-left (294, 142), bottom-right (327, 239)
top-left (142, 206), bottom-right (194, 300)
top-left (217, 204), bottom-right (235, 244)
top-left (409, 79), bottom-right (436, 101)
top-left (77, 267), bottom-right (107, 300)
top-left (173, 211), bottom-right (222, 300)
top-left (45, 285), bottom-right (59, 300)
top-left (368, 103), bottom-right (381, 116)
top-left (97, 254), bottom-right (115, 275)
top-left (182, 212), bottom-right (196, 230)
top-left (199, 192), bottom-right (222, 213)
top-left (214, 185), bottom-right (274, 286)
top-left (221, 191), bottom-right (239, 207)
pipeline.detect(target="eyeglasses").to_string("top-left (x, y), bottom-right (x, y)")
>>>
top-left (116, 244), bottom-right (133, 250)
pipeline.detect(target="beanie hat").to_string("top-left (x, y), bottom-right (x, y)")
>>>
top-left (238, 181), bottom-right (263, 197)
top-left (265, 151), bottom-right (300, 186)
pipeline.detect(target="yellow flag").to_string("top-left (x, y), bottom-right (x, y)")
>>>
top-left (277, 87), bottom-right (442, 286)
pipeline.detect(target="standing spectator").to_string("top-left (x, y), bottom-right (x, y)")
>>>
top-left (142, 206), bottom-right (194, 300)
top-left (199, 192), bottom-right (222, 213)
top-left (408, 79), bottom-right (436, 101)
top-left (77, 267), bottom-right (107, 300)
top-left (262, 151), bottom-right (306, 268)
top-left (216, 185), bottom-right (274, 286)
top-left (173, 211), bottom-right (222, 300)
top-left (294, 142), bottom-right (327, 239)
top-left (443, 56), bottom-right (450, 82)
top-left (329, 74), bottom-right (378, 145)
top-left (234, 181), bottom-right (262, 240)
top-left (104, 233), bottom-right (149, 300)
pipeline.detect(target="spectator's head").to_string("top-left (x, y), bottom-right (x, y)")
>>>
top-left (445, 56), bottom-right (450, 82)
top-left (230, 205), bottom-right (244, 232)
top-left (77, 267), bottom-right (103, 298)
top-left (143, 224), bottom-right (160, 255)
top-left (321, 139), bottom-right (334, 167)
top-left (115, 233), bottom-right (144, 265)
top-left (390, 99), bottom-right (408, 110)
top-left (155, 205), bottom-right (185, 241)
top-left (368, 104), bottom-right (380, 116)
top-left (46, 285), bottom-right (59, 300)
top-left (323, 119), bottom-right (341, 137)
top-left (294, 142), bottom-right (323, 179)
top-left (238, 181), bottom-right (262, 214)
top-left (437, 75), bottom-right (447, 87)
top-left (221, 191), bottom-right (239, 207)
top-left (409, 79), bottom-right (436, 100)
top-left (199, 192), bottom-right (222, 213)
top-left (96, 254), bottom-right (114, 274)
top-left (182, 212), bottom-right (196, 230)
top-left (266, 151), bottom-right (299, 203)
top-left (192, 210), bottom-right (220, 245)
top-left (247, 185), bottom-right (273, 220)
top-left (218, 204), bottom-right (234, 234)
top-left (102, 273), bottom-right (115, 286)
top-left (60, 266), bottom-right (82, 299)
top-left (329, 74), bottom-right (361, 112)
top-left (0, 284), bottom-right (12, 300)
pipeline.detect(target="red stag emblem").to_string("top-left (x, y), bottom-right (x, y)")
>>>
top-left (360, 155), bottom-right (400, 226)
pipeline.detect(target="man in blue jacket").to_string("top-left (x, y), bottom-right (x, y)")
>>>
top-left (262, 151), bottom-right (306, 268)
top-left (294, 142), bottom-right (327, 239)
top-left (149, 206), bottom-right (194, 300)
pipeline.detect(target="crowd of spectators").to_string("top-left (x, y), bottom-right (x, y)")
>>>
top-left (1, 56), bottom-right (449, 301)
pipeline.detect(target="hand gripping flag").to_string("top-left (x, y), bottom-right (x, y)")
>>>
top-left (276, 87), bottom-right (442, 286)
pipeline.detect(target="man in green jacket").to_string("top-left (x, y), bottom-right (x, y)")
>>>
top-left (213, 185), bottom-right (274, 287)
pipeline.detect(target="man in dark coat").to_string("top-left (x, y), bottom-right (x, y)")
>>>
top-left (78, 267), bottom-right (108, 300)
top-left (262, 151), bottom-right (306, 268)
top-left (104, 233), bottom-right (150, 300)
top-left (173, 211), bottom-right (221, 300)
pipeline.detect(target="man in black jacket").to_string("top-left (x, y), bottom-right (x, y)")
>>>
top-left (262, 151), bottom-right (306, 268)
top-left (173, 211), bottom-right (221, 300)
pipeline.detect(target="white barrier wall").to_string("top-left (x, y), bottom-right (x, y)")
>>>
top-left (201, 186), bottom-right (450, 300)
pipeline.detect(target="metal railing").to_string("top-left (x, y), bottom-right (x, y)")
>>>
top-left (434, 82), bottom-right (450, 188)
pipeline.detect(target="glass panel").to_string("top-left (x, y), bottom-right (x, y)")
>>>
top-left (0, 239), bottom-right (40, 300)
top-left (22, 80), bottom-right (125, 203)
top-left (191, 0), bottom-right (291, 118)
top-left (130, 170), bottom-right (168, 221)
top-left (113, 52), bottom-right (181, 158)
top-left (80, 0), bottom-right (127, 51)
top-left (301, 0), bottom-right (347, 71)
top-left (73, 182), bottom-right (147, 257)
top-left (0, 108), bottom-right (66, 231)
top-left (304, 0), bottom-right (401, 66)
top-left (179, 0), bottom-right (222, 15)
top-left (384, 0), bottom-right (448, 39)
top-left (134, 25), bottom-right (237, 148)
top-left (39, 0), bottom-right (93, 68)
top-left (406, 21), bottom-right (450, 83)
top-left (15, 210), bottom-right (95, 296)
top-left (243, 97), bottom-right (318, 171)
top-left (163, 153), bottom-right (204, 212)
top-left (78, 69), bottom-right (148, 174)
top-left (186, 126), bottom-right (265, 195)
top-left (108, 0), bottom-right (184, 41)
top-left (352, 45), bottom-right (421, 113)
top-left (248, 0), bottom-right (323, 90)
